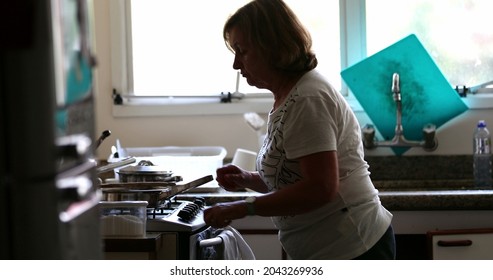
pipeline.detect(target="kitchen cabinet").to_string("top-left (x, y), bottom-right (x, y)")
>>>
top-left (104, 233), bottom-right (177, 260)
top-left (231, 216), bottom-right (286, 260)
top-left (392, 211), bottom-right (493, 259)
top-left (427, 228), bottom-right (493, 260)
top-left (234, 211), bottom-right (493, 260)
top-left (392, 211), bottom-right (493, 235)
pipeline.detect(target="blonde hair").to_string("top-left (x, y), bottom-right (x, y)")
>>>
top-left (223, 0), bottom-right (317, 73)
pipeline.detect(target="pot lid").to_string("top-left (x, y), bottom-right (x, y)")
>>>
top-left (117, 165), bottom-right (173, 176)
top-left (99, 201), bottom-right (149, 207)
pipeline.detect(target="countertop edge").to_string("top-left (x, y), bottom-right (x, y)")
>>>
top-left (178, 190), bottom-right (493, 211)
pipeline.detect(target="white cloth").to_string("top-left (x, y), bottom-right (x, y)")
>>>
top-left (257, 69), bottom-right (392, 259)
top-left (218, 226), bottom-right (256, 260)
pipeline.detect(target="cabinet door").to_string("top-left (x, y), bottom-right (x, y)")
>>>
top-left (232, 217), bottom-right (286, 260)
top-left (428, 228), bottom-right (493, 260)
top-left (242, 233), bottom-right (285, 260)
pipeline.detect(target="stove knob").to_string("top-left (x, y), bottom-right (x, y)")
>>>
top-left (178, 209), bottom-right (193, 221)
top-left (184, 204), bottom-right (199, 216)
top-left (193, 197), bottom-right (206, 207)
top-left (192, 203), bottom-right (200, 211)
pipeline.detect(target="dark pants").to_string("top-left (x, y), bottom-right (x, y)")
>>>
top-left (353, 225), bottom-right (396, 260)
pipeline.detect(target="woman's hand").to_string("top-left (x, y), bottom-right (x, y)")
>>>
top-left (216, 164), bottom-right (254, 192)
top-left (203, 201), bottom-right (247, 228)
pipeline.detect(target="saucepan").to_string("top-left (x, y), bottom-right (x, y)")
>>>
top-left (100, 175), bottom-right (213, 208)
top-left (115, 159), bottom-right (185, 183)
top-left (117, 165), bottom-right (180, 183)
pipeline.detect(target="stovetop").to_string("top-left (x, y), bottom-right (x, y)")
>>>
top-left (146, 198), bottom-right (207, 233)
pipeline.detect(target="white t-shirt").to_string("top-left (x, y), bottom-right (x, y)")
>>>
top-left (256, 69), bottom-right (392, 259)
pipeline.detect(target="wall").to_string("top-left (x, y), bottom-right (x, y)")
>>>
top-left (92, 1), bottom-right (493, 160)
top-left (92, 1), bottom-right (260, 160)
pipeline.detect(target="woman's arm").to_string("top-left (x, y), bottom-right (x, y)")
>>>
top-left (252, 150), bottom-right (339, 216)
top-left (204, 151), bottom-right (339, 227)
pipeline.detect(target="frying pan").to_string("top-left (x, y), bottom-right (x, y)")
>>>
top-left (100, 175), bottom-right (213, 208)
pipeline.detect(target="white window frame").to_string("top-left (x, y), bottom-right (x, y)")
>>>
top-left (109, 0), bottom-right (367, 116)
top-left (109, 0), bottom-right (492, 118)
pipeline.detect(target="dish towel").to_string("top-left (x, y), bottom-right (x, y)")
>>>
top-left (196, 227), bottom-right (220, 260)
top-left (218, 226), bottom-right (256, 260)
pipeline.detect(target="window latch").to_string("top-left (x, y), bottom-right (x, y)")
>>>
top-left (113, 88), bottom-right (123, 105)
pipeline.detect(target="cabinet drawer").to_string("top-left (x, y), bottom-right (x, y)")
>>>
top-left (427, 228), bottom-right (493, 259)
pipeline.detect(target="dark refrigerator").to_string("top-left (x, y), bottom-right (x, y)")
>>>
top-left (0, 0), bottom-right (103, 259)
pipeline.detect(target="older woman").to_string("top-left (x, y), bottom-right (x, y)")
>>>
top-left (204, 0), bottom-right (395, 260)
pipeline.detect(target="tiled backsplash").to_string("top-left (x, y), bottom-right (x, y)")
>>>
top-left (365, 155), bottom-right (473, 181)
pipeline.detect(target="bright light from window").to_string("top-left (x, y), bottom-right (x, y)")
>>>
top-left (130, 0), bottom-right (340, 96)
top-left (366, 0), bottom-right (493, 87)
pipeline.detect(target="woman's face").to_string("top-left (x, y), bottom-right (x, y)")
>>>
top-left (228, 26), bottom-right (273, 90)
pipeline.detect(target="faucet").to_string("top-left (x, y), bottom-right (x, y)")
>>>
top-left (362, 73), bottom-right (438, 152)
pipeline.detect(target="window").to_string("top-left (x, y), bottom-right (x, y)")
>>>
top-left (366, 0), bottom-right (493, 89)
top-left (121, 0), bottom-right (339, 97)
top-left (110, 0), bottom-right (493, 116)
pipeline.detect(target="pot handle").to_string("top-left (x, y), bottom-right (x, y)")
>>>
top-left (97, 157), bottom-right (136, 174)
top-left (160, 175), bottom-right (213, 200)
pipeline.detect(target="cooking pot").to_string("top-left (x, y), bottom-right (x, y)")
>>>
top-left (100, 175), bottom-right (213, 208)
top-left (117, 165), bottom-right (175, 182)
top-left (102, 187), bottom-right (172, 208)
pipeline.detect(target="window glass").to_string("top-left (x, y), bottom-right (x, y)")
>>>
top-left (130, 0), bottom-right (340, 96)
top-left (366, 0), bottom-right (493, 87)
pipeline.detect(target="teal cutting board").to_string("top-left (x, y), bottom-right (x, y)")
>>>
top-left (341, 34), bottom-right (468, 155)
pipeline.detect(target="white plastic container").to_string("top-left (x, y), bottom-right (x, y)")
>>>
top-left (100, 201), bottom-right (147, 237)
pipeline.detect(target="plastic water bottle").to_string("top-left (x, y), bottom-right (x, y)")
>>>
top-left (473, 120), bottom-right (492, 187)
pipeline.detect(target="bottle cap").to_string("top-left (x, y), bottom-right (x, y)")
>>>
top-left (478, 120), bottom-right (487, 128)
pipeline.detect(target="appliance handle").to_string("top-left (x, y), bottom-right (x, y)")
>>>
top-left (437, 239), bottom-right (473, 247)
top-left (59, 191), bottom-right (101, 222)
top-left (199, 236), bottom-right (223, 247)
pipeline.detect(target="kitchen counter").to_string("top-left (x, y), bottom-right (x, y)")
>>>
top-left (178, 184), bottom-right (493, 211)
top-left (376, 188), bottom-right (493, 210)
top-left (180, 165), bottom-right (493, 211)
top-left (373, 179), bottom-right (493, 210)
top-left (178, 154), bottom-right (493, 211)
